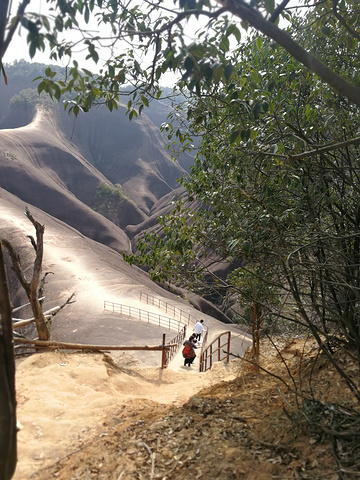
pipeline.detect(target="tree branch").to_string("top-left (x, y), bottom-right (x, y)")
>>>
top-left (258, 135), bottom-right (360, 161)
top-left (269, 0), bottom-right (291, 23)
top-left (220, 0), bottom-right (360, 108)
top-left (332, 0), bottom-right (360, 41)
top-left (25, 207), bottom-right (44, 286)
top-left (0, 0), bottom-right (31, 60)
top-left (1, 239), bottom-right (29, 293)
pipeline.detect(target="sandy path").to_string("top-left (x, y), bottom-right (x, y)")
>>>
top-left (13, 351), bottom-right (242, 480)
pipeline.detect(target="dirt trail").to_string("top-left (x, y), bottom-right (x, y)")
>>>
top-left (14, 350), bottom-right (242, 480)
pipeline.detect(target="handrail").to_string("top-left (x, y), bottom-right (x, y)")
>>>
top-left (198, 328), bottom-right (208, 359)
top-left (199, 331), bottom-right (231, 372)
top-left (140, 292), bottom-right (197, 327)
top-left (104, 300), bottom-right (183, 332)
top-left (15, 336), bottom-right (176, 369)
top-left (165, 325), bottom-right (187, 366)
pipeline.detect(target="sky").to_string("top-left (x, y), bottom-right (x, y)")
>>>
top-left (5, 0), bottom-right (116, 67)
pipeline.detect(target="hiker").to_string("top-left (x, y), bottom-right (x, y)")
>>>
top-left (182, 334), bottom-right (198, 367)
top-left (194, 319), bottom-right (205, 341)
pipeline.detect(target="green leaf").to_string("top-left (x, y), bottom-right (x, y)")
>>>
top-left (108, 64), bottom-right (115, 77)
top-left (29, 42), bottom-right (36, 59)
top-left (53, 83), bottom-right (61, 101)
top-left (37, 82), bottom-right (45, 94)
top-left (141, 96), bottom-right (149, 107)
top-left (264, 0), bottom-right (275, 12)
top-left (230, 129), bottom-right (240, 144)
top-left (84, 5), bottom-right (90, 23)
top-left (224, 64), bottom-right (233, 81)
top-left (240, 129), bottom-right (251, 141)
top-left (255, 37), bottom-right (263, 52)
top-left (41, 15), bottom-right (50, 31)
top-left (55, 16), bottom-right (64, 32)
top-left (184, 56), bottom-right (194, 72)
top-left (219, 35), bottom-right (230, 53)
top-left (226, 24), bottom-right (241, 43)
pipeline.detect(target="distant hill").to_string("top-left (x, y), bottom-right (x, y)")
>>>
top-left (0, 61), bottom-right (233, 322)
top-left (0, 61), bottom-right (193, 251)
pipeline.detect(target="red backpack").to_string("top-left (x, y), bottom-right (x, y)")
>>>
top-left (182, 344), bottom-right (191, 358)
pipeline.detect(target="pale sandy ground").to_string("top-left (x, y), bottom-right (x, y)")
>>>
top-left (1, 194), bottom-right (251, 480)
top-left (14, 352), bottom-right (246, 480)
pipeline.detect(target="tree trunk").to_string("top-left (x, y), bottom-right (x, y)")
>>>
top-left (2, 208), bottom-right (50, 340)
top-left (251, 301), bottom-right (261, 371)
top-left (29, 286), bottom-right (49, 341)
top-left (0, 245), bottom-right (17, 480)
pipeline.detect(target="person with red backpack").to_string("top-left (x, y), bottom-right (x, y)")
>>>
top-left (182, 334), bottom-right (198, 367)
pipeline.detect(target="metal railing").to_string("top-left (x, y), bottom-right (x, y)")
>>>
top-left (140, 292), bottom-right (197, 327)
top-left (199, 331), bottom-right (231, 372)
top-left (198, 328), bottom-right (208, 358)
top-left (104, 300), bottom-right (183, 332)
top-left (165, 325), bottom-right (187, 366)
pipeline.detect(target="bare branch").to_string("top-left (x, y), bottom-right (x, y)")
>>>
top-left (1, 239), bottom-right (29, 293)
top-left (27, 236), bottom-right (37, 253)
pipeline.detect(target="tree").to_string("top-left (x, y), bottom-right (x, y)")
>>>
top-left (0, 1), bottom-right (359, 115)
top-left (2, 208), bottom-right (52, 341)
top-left (0, 245), bottom-right (17, 480)
top-left (126, 13), bottom-right (360, 402)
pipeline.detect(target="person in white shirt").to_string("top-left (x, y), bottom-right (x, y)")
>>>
top-left (194, 319), bottom-right (205, 341)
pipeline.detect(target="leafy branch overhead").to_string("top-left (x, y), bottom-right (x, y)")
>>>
top-left (1, 0), bottom-right (360, 114)
top-left (126, 7), bottom-right (360, 409)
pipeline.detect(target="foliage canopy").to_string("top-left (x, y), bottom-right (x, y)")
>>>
top-left (125, 10), bottom-right (360, 403)
top-left (1, 0), bottom-right (360, 113)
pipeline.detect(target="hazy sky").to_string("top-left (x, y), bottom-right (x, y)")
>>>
top-left (6, 0), bottom-right (112, 67)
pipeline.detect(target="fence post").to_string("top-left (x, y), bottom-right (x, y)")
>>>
top-left (161, 333), bottom-right (167, 369)
top-left (226, 332), bottom-right (231, 363)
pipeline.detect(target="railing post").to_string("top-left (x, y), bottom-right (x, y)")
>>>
top-left (227, 332), bottom-right (231, 363)
top-left (218, 337), bottom-right (221, 361)
top-left (161, 333), bottom-right (167, 369)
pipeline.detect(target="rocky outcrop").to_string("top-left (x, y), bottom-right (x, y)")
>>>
top-left (0, 95), bottom-right (191, 252)
top-left (0, 109), bottom-right (132, 252)
top-left (57, 105), bottom-right (189, 215)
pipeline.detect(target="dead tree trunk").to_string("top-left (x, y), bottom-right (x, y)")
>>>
top-left (0, 244), bottom-right (17, 480)
top-left (2, 208), bottom-right (50, 340)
